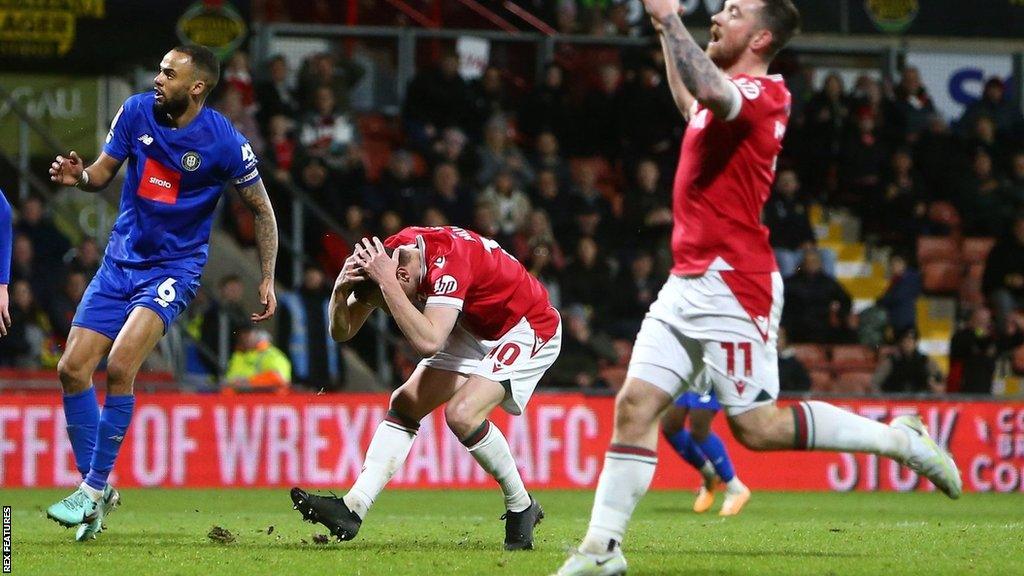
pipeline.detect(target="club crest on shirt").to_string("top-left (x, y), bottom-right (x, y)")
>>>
top-left (181, 151), bottom-right (202, 172)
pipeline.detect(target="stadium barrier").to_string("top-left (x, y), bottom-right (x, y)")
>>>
top-left (1, 393), bottom-right (1022, 493)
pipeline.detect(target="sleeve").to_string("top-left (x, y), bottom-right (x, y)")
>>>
top-left (226, 127), bottom-right (262, 188)
top-left (723, 76), bottom-right (780, 124)
top-left (102, 98), bottom-right (133, 161)
top-left (423, 242), bottom-right (471, 311)
top-left (0, 189), bottom-right (11, 284)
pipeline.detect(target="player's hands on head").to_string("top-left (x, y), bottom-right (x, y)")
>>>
top-left (352, 237), bottom-right (398, 288)
top-left (0, 284), bottom-right (10, 337)
top-left (335, 253), bottom-right (366, 292)
top-left (252, 277), bottom-right (277, 323)
top-left (49, 150), bottom-right (84, 186)
top-left (643, 0), bottom-right (681, 21)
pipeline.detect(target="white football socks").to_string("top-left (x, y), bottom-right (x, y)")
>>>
top-left (580, 444), bottom-right (658, 555)
top-left (794, 401), bottom-right (909, 459)
top-left (464, 421), bottom-right (531, 513)
top-left (344, 415), bottom-right (419, 519)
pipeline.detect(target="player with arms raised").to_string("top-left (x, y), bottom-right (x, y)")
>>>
top-left (553, 1), bottom-right (960, 574)
top-left (45, 45), bottom-right (279, 541)
top-left (290, 226), bottom-right (560, 550)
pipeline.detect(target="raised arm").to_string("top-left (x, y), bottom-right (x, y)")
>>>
top-left (654, 16), bottom-right (695, 119)
top-left (236, 179), bottom-right (279, 322)
top-left (648, 1), bottom-right (739, 121)
top-left (49, 151), bottom-right (123, 192)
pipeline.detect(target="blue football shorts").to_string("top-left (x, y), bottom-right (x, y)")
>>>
top-left (72, 257), bottom-right (201, 341)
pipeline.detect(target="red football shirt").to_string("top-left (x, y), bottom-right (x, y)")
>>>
top-left (670, 74), bottom-right (791, 275)
top-left (384, 226), bottom-right (559, 342)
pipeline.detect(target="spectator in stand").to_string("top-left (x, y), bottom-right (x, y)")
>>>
top-left (840, 108), bottom-right (888, 211)
top-left (764, 168), bottom-right (816, 278)
top-left (619, 60), bottom-right (678, 166)
top-left (891, 66), bottom-right (936, 139)
top-left (467, 66), bottom-right (512, 138)
top-left (373, 150), bottom-right (427, 224)
top-left (530, 131), bottom-right (572, 189)
top-left (561, 237), bottom-right (611, 321)
top-left (849, 74), bottom-right (895, 140)
top-left (877, 252), bottom-right (922, 334)
top-left (201, 274), bottom-right (251, 367)
top-left (402, 51), bottom-right (470, 146)
top-left (782, 248), bottom-right (854, 343)
top-left (48, 270), bottom-right (86, 343)
top-left (570, 162), bottom-right (613, 225)
top-left (621, 159), bottom-right (672, 262)
top-left (224, 328), bottom-right (292, 392)
top-left (1008, 150), bottom-right (1024, 209)
top-left (577, 63), bottom-right (624, 158)
top-left (340, 205), bottom-right (372, 253)
top-left (873, 327), bottom-right (944, 394)
top-left (958, 148), bottom-right (1010, 237)
top-left (948, 307), bottom-right (1001, 395)
top-left (429, 162), bottom-right (474, 227)
top-left (475, 115), bottom-right (535, 187)
top-left (957, 77), bottom-right (1023, 139)
top-left (915, 114), bottom-right (959, 202)
top-left (983, 214), bottom-right (1024, 336)
top-left (554, 0), bottom-right (579, 33)
top-left (526, 243), bottom-right (562, 307)
top-left (428, 127), bottom-right (478, 178)
top-left (66, 236), bottom-right (100, 278)
top-left (10, 234), bottom-right (51, 306)
top-left (608, 251), bottom-right (659, 338)
top-left (422, 207), bottom-right (448, 228)
top-left (295, 51), bottom-right (364, 114)
top-left (472, 203), bottom-right (501, 243)
top-left (546, 304), bottom-right (618, 389)
top-left (876, 148), bottom-right (929, 252)
top-left (265, 115), bottom-right (298, 186)
top-left (0, 280), bottom-right (52, 367)
top-left (299, 85), bottom-right (358, 168)
top-left (222, 50), bottom-right (256, 113)
top-left (777, 327), bottom-right (811, 392)
top-left (255, 55), bottom-right (300, 127)
top-left (217, 86), bottom-right (264, 157)
top-left (478, 170), bottom-right (531, 239)
top-left (16, 196), bottom-right (70, 270)
top-left (532, 169), bottom-right (574, 234)
top-left (803, 73), bottom-right (849, 186)
top-left (514, 209), bottom-right (566, 269)
top-left (519, 63), bottom-right (571, 142)
top-left (277, 266), bottom-right (342, 389)
top-left (964, 115), bottom-right (1002, 167)
top-left (379, 209), bottom-right (404, 238)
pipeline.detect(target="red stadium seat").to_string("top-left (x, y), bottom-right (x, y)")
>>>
top-left (809, 370), bottom-right (834, 392)
top-left (832, 370), bottom-right (875, 395)
top-left (962, 237), bottom-right (996, 263)
top-left (1013, 346), bottom-right (1024, 374)
top-left (927, 201), bottom-right (961, 230)
top-left (916, 236), bottom-right (960, 266)
top-left (792, 344), bottom-right (828, 370)
top-left (830, 345), bottom-right (877, 371)
top-left (922, 261), bottom-right (963, 294)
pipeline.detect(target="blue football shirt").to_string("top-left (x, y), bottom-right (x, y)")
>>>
top-left (102, 91), bottom-right (261, 272)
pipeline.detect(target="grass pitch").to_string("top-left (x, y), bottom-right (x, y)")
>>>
top-left (5, 489), bottom-right (1019, 575)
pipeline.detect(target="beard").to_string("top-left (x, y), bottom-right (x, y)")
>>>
top-left (153, 92), bottom-right (189, 120)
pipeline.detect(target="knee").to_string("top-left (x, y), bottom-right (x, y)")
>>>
top-left (104, 357), bottom-right (137, 391)
top-left (615, 388), bottom-right (656, 434)
top-left (57, 356), bottom-right (90, 392)
top-left (388, 388), bottom-right (422, 422)
top-left (444, 399), bottom-right (480, 439)
top-left (689, 424), bottom-right (710, 443)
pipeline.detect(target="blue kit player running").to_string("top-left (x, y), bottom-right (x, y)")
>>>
top-left (661, 386), bottom-right (750, 516)
top-left (45, 45), bottom-right (279, 541)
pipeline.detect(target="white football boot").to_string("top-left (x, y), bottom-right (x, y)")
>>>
top-left (890, 415), bottom-right (962, 499)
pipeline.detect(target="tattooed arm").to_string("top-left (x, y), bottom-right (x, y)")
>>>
top-left (653, 16), bottom-right (695, 119)
top-left (236, 179), bottom-right (279, 322)
top-left (655, 9), bottom-right (740, 121)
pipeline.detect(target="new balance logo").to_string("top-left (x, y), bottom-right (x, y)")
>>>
top-left (138, 134), bottom-right (153, 145)
top-left (108, 435), bottom-right (125, 443)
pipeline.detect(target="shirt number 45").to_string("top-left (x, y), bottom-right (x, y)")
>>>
top-left (153, 278), bottom-right (178, 308)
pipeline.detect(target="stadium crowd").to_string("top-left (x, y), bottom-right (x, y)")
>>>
top-left (5, 27), bottom-right (1024, 396)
